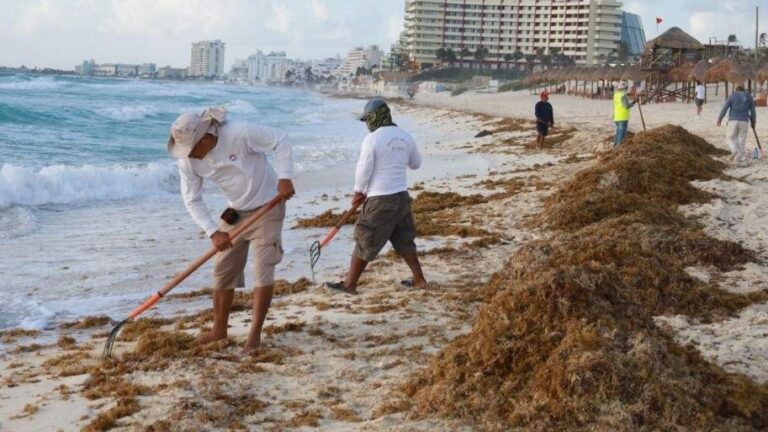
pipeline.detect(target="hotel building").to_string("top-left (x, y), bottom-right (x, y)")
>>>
top-left (189, 40), bottom-right (226, 78)
top-left (402, 0), bottom-right (627, 66)
top-left (338, 45), bottom-right (385, 77)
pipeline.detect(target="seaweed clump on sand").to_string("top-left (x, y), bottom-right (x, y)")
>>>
top-left (396, 125), bottom-right (768, 431)
top-left (542, 124), bottom-right (729, 231)
top-left (295, 191), bottom-right (493, 238)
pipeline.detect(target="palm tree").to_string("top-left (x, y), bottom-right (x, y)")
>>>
top-left (727, 34), bottom-right (738, 58)
top-left (540, 54), bottom-right (552, 69)
top-left (524, 54), bottom-right (537, 72)
top-left (535, 48), bottom-right (550, 70)
top-left (460, 47), bottom-right (472, 69)
top-left (474, 47), bottom-right (490, 70)
top-left (512, 47), bottom-right (524, 72)
top-left (616, 42), bottom-right (630, 63)
top-left (549, 47), bottom-right (561, 66)
top-left (503, 53), bottom-right (514, 70)
top-left (445, 48), bottom-right (457, 66)
top-left (435, 48), bottom-right (447, 65)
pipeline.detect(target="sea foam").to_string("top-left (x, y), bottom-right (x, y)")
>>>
top-left (95, 105), bottom-right (163, 121)
top-left (0, 162), bottom-right (179, 209)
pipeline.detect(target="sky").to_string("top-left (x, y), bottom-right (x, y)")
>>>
top-left (0, 0), bottom-right (765, 70)
top-left (623, 0), bottom-right (764, 47)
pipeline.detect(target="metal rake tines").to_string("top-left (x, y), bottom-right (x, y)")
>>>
top-left (102, 319), bottom-right (128, 360)
top-left (309, 240), bottom-right (322, 283)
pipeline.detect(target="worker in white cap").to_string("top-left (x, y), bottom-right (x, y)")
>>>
top-left (167, 107), bottom-right (295, 354)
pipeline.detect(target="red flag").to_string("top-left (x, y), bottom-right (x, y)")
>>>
top-left (656, 17), bottom-right (663, 24)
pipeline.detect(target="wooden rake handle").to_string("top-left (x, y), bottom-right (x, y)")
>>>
top-left (319, 201), bottom-right (362, 248)
top-left (125, 196), bottom-right (284, 320)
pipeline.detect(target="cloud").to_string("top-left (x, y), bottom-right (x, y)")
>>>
top-left (689, 9), bottom-right (756, 46)
top-left (11, 0), bottom-right (56, 35)
top-left (266, 4), bottom-right (293, 34)
top-left (98, 0), bottom-right (239, 36)
top-left (311, 0), bottom-right (329, 22)
top-left (622, 1), bottom-right (648, 17)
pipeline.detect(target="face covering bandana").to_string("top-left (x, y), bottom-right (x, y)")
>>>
top-left (365, 105), bottom-right (396, 132)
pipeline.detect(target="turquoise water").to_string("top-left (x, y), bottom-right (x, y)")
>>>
top-left (0, 74), bottom-right (368, 330)
top-left (0, 74), bottom-right (364, 209)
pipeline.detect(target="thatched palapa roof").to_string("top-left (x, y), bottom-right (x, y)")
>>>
top-left (756, 64), bottom-right (768, 83)
top-left (669, 63), bottom-right (695, 82)
top-left (645, 27), bottom-right (704, 52)
top-left (691, 61), bottom-right (713, 83)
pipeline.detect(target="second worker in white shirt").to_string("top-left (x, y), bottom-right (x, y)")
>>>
top-left (168, 107), bottom-right (295, 354)
top-left (326, 98), bottom-right (428, 294)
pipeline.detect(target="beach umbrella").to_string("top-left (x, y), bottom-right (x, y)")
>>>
top-left (725, 64), bottom-right (754, 86)
top-left (703, 59), bottom-right (738, 83)
top-left (522, 74), bottom-right (539, 86)
top-left (669, 63), bottom-right (695, 82)
top-left (606, 66), bottom-right (626, 82)
top-left (570, 67), bottom-right (586, 82)
top-left (757, 64), bottom-right (768, 84)
top-left (622, 66), bottom-right (645, 82)
top-left (553, 68), bottom-right (568, 83)
top-left (691, 60), bottom-right (714, 83)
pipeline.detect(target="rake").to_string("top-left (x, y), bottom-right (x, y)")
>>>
top-left (309, 202), bottom-right (361, 282)
top-left (102, 195), bottom-right (283, 359)
top-left (753, 126), bottom-right (765, 159)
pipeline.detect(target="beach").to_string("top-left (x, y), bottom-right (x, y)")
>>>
top-left (2, 84), bottom-right (768, 431)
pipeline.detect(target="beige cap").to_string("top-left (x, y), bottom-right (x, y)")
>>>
top-left (167, 107), bottom-right (227, 159)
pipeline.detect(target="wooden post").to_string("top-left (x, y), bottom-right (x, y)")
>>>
top-left (636, 95), bottom-right (647, 131)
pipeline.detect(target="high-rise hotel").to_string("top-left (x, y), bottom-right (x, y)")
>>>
top-left (402, 0), bottom-right (627, 66)
top-left (189, 40), bottom-right (226, 78)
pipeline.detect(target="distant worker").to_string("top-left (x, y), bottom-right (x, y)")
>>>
top-left (717, 85), bottom-right (757, 163)
top-left (613, 82), bottom-right (636, 147)
top-left (695, 81), bottom-right (706, 116)
top-left (535, 91), bottom-right (554, 147)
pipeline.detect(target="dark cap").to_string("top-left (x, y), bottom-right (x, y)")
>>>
top-left (358, 97), bottom-right (388, 121)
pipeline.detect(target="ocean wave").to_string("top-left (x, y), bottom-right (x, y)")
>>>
top-left (0, 207), bottom-right (37, 240)
top-left (0, 162), bottom-right (179, 209)
top-left (0, 297), bottom-right (56, 331)
top-left (0, 102), bottom-right (67, 124)
top-left (95, 105), bottom-right (164, 121)
top-left (226, 99), bottom-right (257, 114)
top-left (0, 76), bottom-right (65, 91)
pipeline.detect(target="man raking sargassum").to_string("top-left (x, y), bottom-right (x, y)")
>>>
top-left (103, 196), bottom-right (282, 359)
top-left (104, 107), bottom-right (295, 358)
top-left (325, 98), bottom-right (428, 294)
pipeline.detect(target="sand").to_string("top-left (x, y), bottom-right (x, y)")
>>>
top-left (1, 88), bottom-right (766, 431)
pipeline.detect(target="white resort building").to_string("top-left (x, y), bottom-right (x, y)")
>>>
top-left (338, 46), bottom-right (385, 78)
top-left (402, 0), bottom-right (626, 67)
top-left (247, 51), bottom-right (293, 83)
top-left (189, 40), bottom-right (226, 78)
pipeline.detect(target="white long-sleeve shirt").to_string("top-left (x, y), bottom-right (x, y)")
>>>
top-left (354, 126), bottom-right (422, 197)
top-left (178, 121), bottom-right (293, 236)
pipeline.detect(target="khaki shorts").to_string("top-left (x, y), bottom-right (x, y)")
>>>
top-left (213, 201), bottom-right (286, 290)
top-left (353, 191), bottom-right (417, 262)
